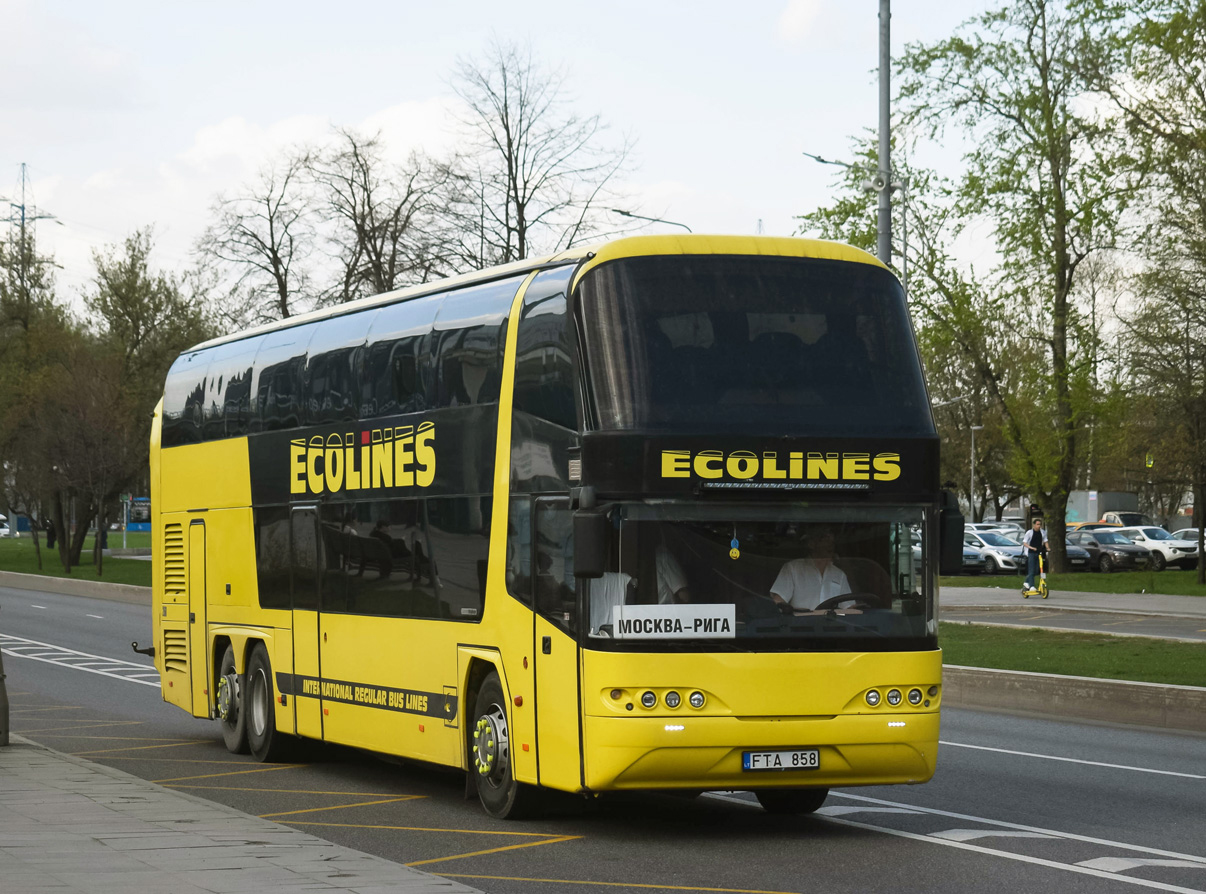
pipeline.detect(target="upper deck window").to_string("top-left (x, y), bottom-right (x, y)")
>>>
top-left (576, 255), bottom-right (934, 436)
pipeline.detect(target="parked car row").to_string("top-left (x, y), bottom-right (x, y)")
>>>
top-left (959, 522), bottom-right (1200, 574)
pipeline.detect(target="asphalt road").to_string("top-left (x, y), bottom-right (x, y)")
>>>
top-left (3, 584), bottom-right (1205, 894)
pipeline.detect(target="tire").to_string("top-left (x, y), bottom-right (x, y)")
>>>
top-left (245, 643), bottom-right (292, 762)
top-left (216, 644), bottom-right (248, 754)
top-left (755, 788), bottom-right (829, 815)
top-left (1099, 554), bottom-right (1114, 573)
top-left (984, 556), bottom-right (999, 575)
top-left (470, 671), bottom-right (539, 819)
top-left (1149, 552), bottom-right (1166, 572)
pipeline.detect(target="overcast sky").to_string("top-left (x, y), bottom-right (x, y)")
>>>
top-left (3, 0), bottom-right (992, 298)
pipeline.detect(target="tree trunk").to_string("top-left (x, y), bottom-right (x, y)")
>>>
top-left (51, 493), bottom-right (71, 574)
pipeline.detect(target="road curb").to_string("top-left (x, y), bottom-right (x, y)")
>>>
top-left (944, 664), bottom-right (1206, 734)
top-left (0, 571), bottom-right (150, 605)
top-left (944, 602), bottom-right (1206, 621)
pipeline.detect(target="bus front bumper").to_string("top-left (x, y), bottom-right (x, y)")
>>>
top-left (582, 711), bottom-right (939, 791)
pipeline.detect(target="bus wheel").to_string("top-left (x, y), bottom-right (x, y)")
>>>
top-left (246, 643), bottom-right (291, 762)
top-left (471, 672), bottom-right (537, 819)
top-left (755, 788), bottom-right (829, 815)
top-left (216, 645), bottom-right (248, 754)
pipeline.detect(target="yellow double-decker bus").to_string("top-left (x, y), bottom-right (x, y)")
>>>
top-left (148, 235), bottom-right (960, 818)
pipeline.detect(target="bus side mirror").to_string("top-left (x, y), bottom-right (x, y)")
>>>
top-left (574, 510), bottom-right (607, 579)
top-left (938, 491), bottom-right (965, 576)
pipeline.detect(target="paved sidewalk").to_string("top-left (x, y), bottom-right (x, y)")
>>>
top-left (0, 735), bottom-right (481, 894)
top-left (941, 584), bottom-right (1206, 619)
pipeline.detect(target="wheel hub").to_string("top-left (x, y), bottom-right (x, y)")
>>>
top-left (472, 706), bottom-right (509, 782)
top-left (216, 672), bottom-right (239, 722)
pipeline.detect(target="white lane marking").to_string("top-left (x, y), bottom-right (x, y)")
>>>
top-left (931, 829), bottom-right (1057, 842)
top-left (817, 806), bottom-right (921, 817)
top-left (1081, 858), bottom-right (1206, 873)
top-left (30, 605), bottom-right (47, 610)
top-left (834, 792), bottom-right (1206, 864)
top-left (707, 792), bottom-right (1206, 893)
top-left (941, 740), bottom-right (1206, 780)
top-left (0, 633), bottom-right (160, 689)
top-left (824, 815), bottom-right (1206, 894)
top-left (86, 614), bottom-right (104, 619)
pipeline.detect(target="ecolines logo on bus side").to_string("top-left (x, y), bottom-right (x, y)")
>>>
top-left (660, 449), bottom-right (901, 482)
top-left (290, 422), bottom-right (436, 495)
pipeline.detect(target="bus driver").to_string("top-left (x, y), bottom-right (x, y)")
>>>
top-left (770, 528), bottom-right (850, 613)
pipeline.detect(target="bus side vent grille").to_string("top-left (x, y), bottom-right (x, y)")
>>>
top-left (162, 627), bottom-right (188, 675)
top-left (164, 523), bottom-right (185, 601)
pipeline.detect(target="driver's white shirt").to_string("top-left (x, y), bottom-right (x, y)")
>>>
top-left (770, 560), bottom-right (850, 611)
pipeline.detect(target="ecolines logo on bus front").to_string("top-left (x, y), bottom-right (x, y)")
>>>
top-left (660, 449), bottom-right (901, 483)
top-left (290, 422), bottom-right (436, 496)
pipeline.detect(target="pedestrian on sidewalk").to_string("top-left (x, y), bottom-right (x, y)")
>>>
top-left (1023, 518), bottom-right (1048, 595)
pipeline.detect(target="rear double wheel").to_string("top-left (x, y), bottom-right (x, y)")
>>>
top-left (245, 643), bottom-right (293, 762)
top-left (755, 788), bottom-right (829, 815)
top-left (471, 671), bottom-right (539, 819)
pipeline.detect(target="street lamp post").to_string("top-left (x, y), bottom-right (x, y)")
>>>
top-left (802, 153), bottom-right (909, 301)
top-left (611, 210), bottom-right (692, 232)
top-left (970, 425), bottom-right (984, 522)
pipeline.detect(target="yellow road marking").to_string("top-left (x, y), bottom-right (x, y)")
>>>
top-left (165, 785), bottom-right (418, 797)
top-left (18, 721), bottom-right (146, 733)
top-left (259, 796), bottom-right (424, 818)
top-left (19, 735), bottom-right (193, 742)
top-left (441, 875), bottom-right (801, 894)
top-left (407, 835), bottom-right (581, 866)
top-left (286, 821), bottom-right (557, 838)
top-left (73, 741), bottom-right (196, 757)
top-left (106, 757), bottom-right (267, 765)
top-left (154, 765), bottom-right (304, 783)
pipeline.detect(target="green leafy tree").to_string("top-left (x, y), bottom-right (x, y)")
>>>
top-left (897, 0), bottom-right (1136, 569)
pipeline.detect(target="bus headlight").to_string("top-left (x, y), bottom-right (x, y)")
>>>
top-left (689, 691), bottom-right (705, 709)
top-left (640, 691), bottom-right (657, 709)
top-left (664, 691), bottom-right (681, 709)
top-left (865, 689), bottom-right (881, 707)
top-left (908, 688), bottom-right (923, 705)
top-left (886, 688), bottom-right (903, 706)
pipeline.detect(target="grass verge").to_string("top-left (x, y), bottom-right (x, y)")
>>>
top-left (0, 538), bottom-right (152, 587)
top-left (940, 568), bottom-right (1206, 597)
top-left (940, 621), bottom-right (1206, 687)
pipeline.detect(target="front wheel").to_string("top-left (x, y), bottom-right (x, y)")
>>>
top-left (245, 643), bottom-right (293, 762)
top-left (1099, 554), bottom-right (1114, 573)
top-left (984, 556), bottom-right (999, 575)
top-left (216, 644), bottom-right (248, 754)
top-left (1149, 552), bottom-right (1166, 572)
top-left (471, 671), bottom-right (539, 819)
top-left (755, 788), bottom-right (829, 815)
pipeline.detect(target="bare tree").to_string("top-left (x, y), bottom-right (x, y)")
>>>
top-left (197, 155), bottom-right (313, 322)
top-left (308, 129), bottom-right (458, 303)
top-left (448, 40), bottom-right (633, 266)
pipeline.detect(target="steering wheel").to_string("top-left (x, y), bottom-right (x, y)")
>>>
top-left (813, 592), bottom-right (880, 612)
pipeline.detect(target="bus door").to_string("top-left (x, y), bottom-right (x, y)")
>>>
top-left (532, 498), bottom-right (583, 790)
top-left (188, 519), bottom-right (207, 712)
top-left (290, 506), bottom-right (323, 740)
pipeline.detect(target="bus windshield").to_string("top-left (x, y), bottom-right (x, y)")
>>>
top-left (576, 255), bottom-right (933, 436)
top-left (585, 503), bottom-right (934, 652)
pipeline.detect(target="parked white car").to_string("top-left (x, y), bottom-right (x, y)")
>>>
top-left (1113, 526), bottom-right (1199, 571)
top-left (0, 521), bottom-right (10, 538)
top-left (964, 530), bottom-right (1026, 574)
